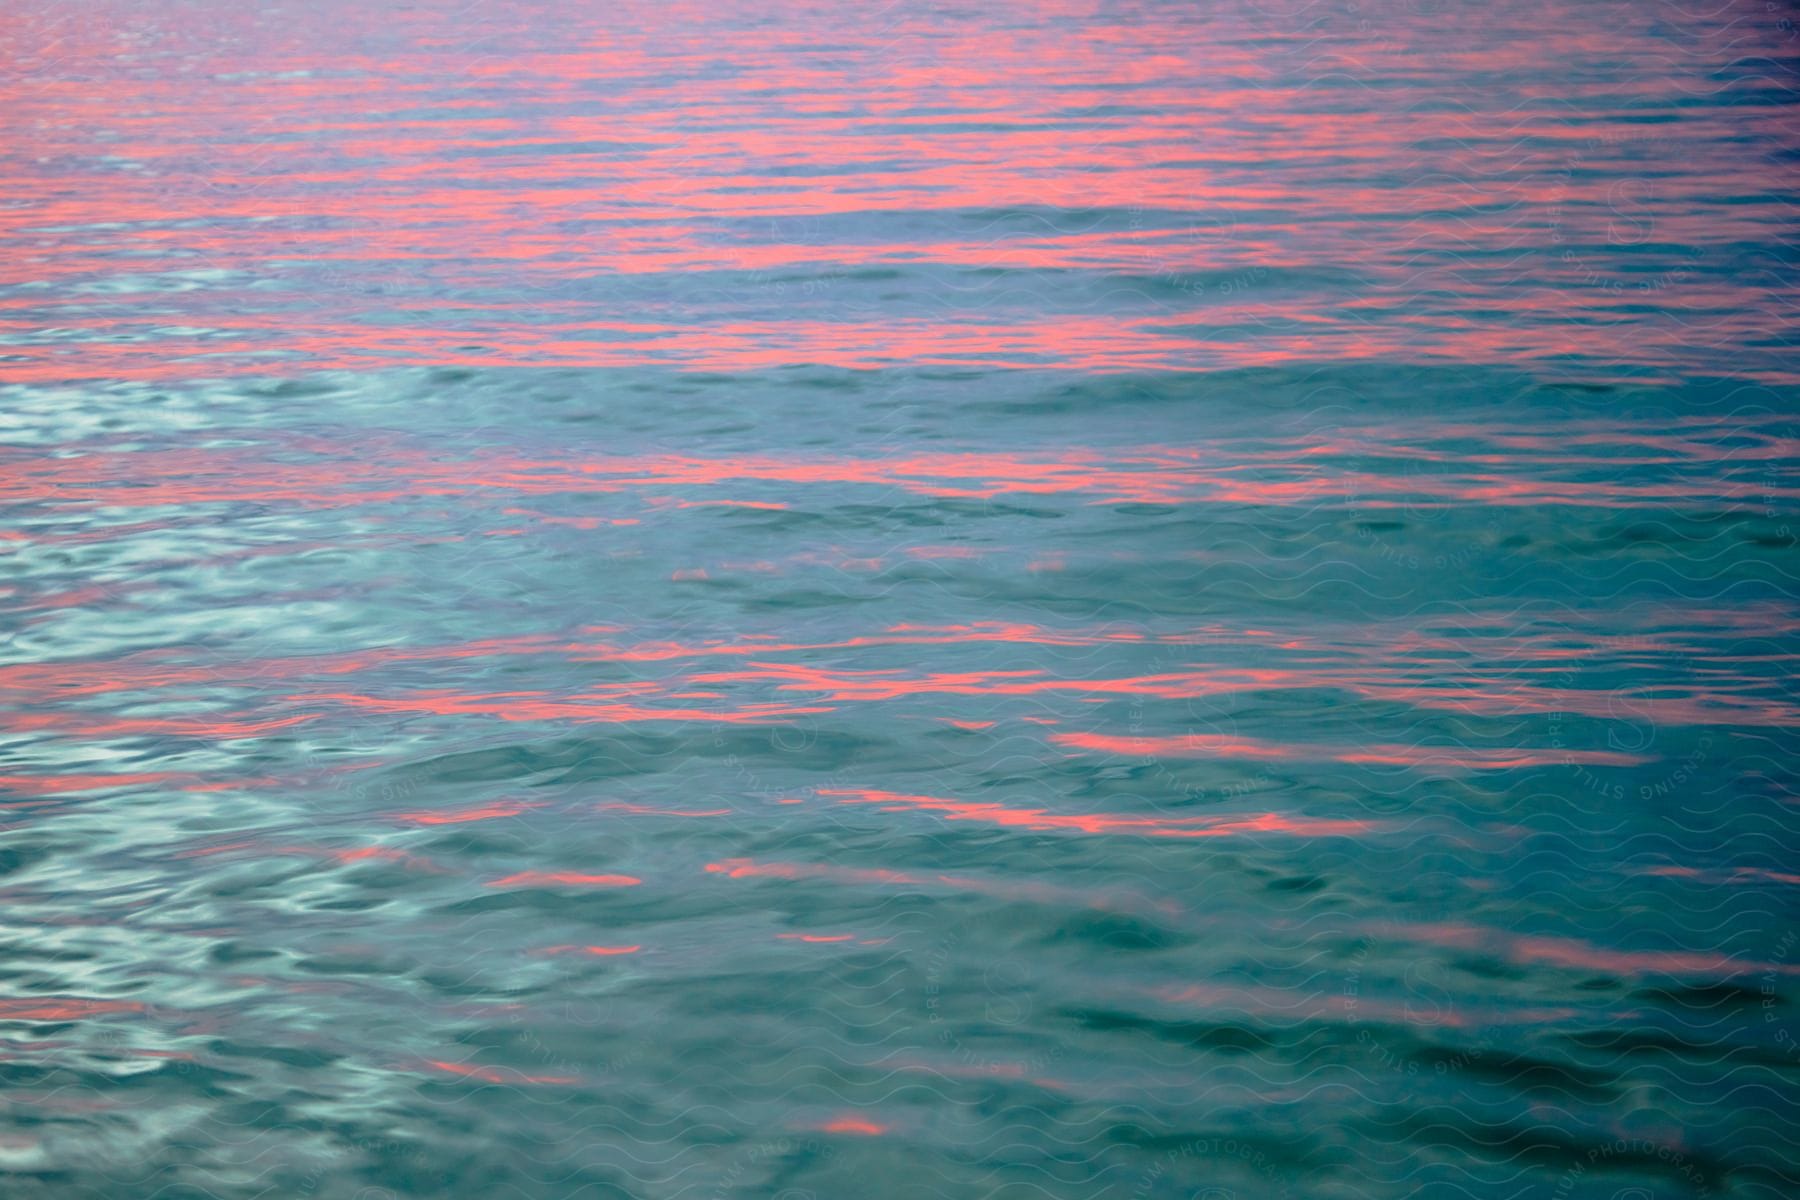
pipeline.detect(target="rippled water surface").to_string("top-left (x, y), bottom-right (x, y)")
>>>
top-left (4, 1), bottom-right (1799, 1197)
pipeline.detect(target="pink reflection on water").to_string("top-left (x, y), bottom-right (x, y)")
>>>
top-left (814, 1116), bottom-right (889, 1136)
top-left (1051, 731), bottom-right (1651, 770)
top-left (486, 870), bottom-right (641, 889)
top-left (0, 771), bottom-right (190, 796)
top-left (2, 0), bottom-right (1794, 380)
top-left (293, 688), bottom-right (830, 724)
top-left (419, 1058), bottom-right (576, 1086)
top-left (0, 996), bottom-right (148, 1021)
top-left (820, 787), bottom-right (1375, 839)
top-left (394, 798), bottom-right (542, 825)
top-left (1384, 921), bottom-right (1800, 979)
top-left (1639, 864), bottom-right (1800, 887)
top-left (9, 438), bottom-right (1792, 520)
top-left (704, 858), bottom-right (921, 886)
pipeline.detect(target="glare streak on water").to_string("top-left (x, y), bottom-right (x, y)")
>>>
top-left (1, 1), bottom-right (1798, 1198)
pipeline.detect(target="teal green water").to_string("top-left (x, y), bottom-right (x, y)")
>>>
top-left (4, 2), bottom-right (1799, 1197)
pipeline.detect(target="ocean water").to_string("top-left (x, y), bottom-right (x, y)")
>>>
top-left (3, 1), bottom-right (1798, 1197)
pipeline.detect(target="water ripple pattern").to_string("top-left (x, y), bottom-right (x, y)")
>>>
top-left (2, 1), bottom-right (1797, 1198)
